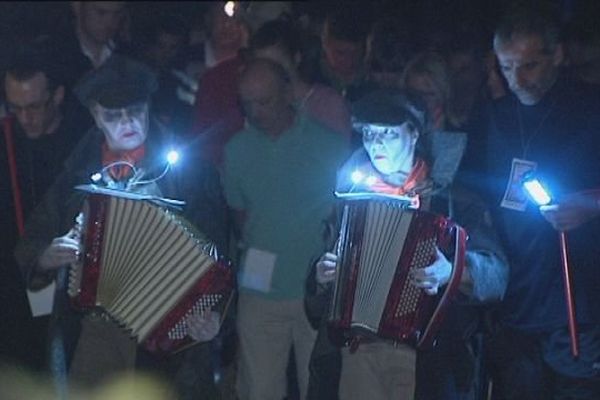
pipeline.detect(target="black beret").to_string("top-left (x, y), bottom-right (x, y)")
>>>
top-left (351, 89), bottom-right (426, 133)
top-left (74, 55), bottom-right (157, 109)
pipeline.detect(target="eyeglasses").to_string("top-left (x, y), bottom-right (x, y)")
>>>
top-left (357, 123), bottom-right (415, 142)
top-left (97, 103), bottom-right (148, 124)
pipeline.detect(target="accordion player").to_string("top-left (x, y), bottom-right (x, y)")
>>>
top-left (68, 185), bottom-right (234, 355)
top-left (328, 193), bottom-right (467, 349)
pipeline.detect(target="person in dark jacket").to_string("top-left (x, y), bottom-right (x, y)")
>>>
top-left (305, 89), bottom-right (507, 399)
top-left (15, 55), bottom-right (229, 399)
top-left (0, 39), bottom-right (93, 372)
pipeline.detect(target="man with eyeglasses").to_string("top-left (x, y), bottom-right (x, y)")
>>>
top-left (306, 90), bottom-right (507, 399)
top-left (15, 55), bottom-right (229, 397)
top-left (0, 41), bottom-right (93, 372)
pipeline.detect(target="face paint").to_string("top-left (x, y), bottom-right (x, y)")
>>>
top-left (360, 122), bottom-right (418, 175)
top-left (93, 102), bottom-right (149, 151)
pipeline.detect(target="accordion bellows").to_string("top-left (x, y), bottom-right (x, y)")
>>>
top-left (68, 193), bottom-right (233, 354)
top-left (329, 198), bottom-right (466, 348)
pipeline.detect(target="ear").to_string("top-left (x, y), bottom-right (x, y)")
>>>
top-left (552, 43), bottom-right (564, 67)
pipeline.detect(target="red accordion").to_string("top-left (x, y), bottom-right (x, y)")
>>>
top-left (329, 196), bottom-right (466, 348)
top-left (68, 187), bottom-right (234, 355)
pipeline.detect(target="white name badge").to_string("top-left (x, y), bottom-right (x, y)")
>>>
top-left (500, 158), bottom-right (538, 211)
top-left (240, 248), bottom-right (276, 293)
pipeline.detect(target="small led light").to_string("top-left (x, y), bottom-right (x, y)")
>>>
top-left (365, 175), bottom-right (378, 186)
top-left (351, 170), bottom-right (365, 184)
top-left (91, 172), bottom-right (102, 183)
top-left (523, 178), bottom-right (552, 206)
top-left (224, 1), bottom-right (235, 17)
top-left (167, 150), bottom-right (180, 165)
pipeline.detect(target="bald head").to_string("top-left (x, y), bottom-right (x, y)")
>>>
top-left (239, 59), bottom-right (294, 136)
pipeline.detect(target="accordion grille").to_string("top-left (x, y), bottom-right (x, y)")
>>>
top-left (395, 236), bottom-right (437, 317)
top-left (167, 293), bottom-right (222, 340)
top-left (84, 196), bottom-right (215, 341)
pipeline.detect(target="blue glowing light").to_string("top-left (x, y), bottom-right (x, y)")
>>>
top-left (365, 175), bottom-right (378, 186)
top-left (523, 178), bottom-right (552, 206)
top-left (224, 1), bottom-right (235, 17)
top-left (166, 150), bottom-right (180, 165)
top-left (91, 172), bottom-right (102, 183)
top-left (351, 170), bottom-right (365, 184)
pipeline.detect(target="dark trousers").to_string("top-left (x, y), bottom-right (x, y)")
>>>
top-left (488, 325), bottom-right (600, 400)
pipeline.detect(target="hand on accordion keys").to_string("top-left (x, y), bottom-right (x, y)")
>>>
top-left (410, 247), bottom-right (452, 296)
top-left (186, 310), bottom-right (221, 342)
top-left (38, 226), bottom-right (82, 271)
top-left (316, 252), bottom-right (338, 285)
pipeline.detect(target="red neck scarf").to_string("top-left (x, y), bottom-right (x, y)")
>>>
top-left (101, 142), bottom-right (146, 181)
top-left (369, 158), bottom-right (430, 196)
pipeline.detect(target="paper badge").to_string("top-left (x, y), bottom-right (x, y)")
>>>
top-left (500, 158), bottom-right (538, 211)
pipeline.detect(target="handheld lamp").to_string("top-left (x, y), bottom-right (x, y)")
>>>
top-left (522, 174), bottom-right (579, 358)
top-left (522, 176), bottom-right (552, 206)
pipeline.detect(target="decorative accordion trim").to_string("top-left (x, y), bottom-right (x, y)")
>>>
top-left (329, 198), bottom-right (466, 349)
top-left (68, 193), bottom-right (234, 354)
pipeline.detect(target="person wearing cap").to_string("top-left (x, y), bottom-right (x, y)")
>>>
top-left (15, 55), bottom-right (228, 396)
top-left (306, 89), bottom-right (507, 399)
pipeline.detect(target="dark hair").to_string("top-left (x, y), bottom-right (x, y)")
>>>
top-left (493, 2), bottom-right (562, 53)
top-left (324, 7), bottom-right (371, 44)
top-left (5, 37), bottom-right (64, 93)
top-left (241, 57), bottom-right (292, 86)
top-left (249, 19), bottom-right (301, 60)
top-left (369, 16), bottom-right (417, 73)
top-left (136, 14), bottom-right (188, 49)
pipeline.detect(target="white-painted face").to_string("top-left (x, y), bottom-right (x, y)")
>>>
top-left (361, 122), bottom-right (419, 175)
top-left (92, 102), bottom-right (149, 151)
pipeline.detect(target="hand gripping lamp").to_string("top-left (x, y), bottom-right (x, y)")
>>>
top-left (522, 174), bottom-right (579, 357)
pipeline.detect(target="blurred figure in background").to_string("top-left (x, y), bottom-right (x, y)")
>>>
top-left (563, 15), bottom-right (600, 86)
top-left (189, 2), bottom-right (249, 166)
top-left (402, 51), bottom-right (459, 132)
top-left (312, 7), bottom-right (376, 102)
top-left (56, 2), bottom-right (128, 89)
top-left (0, 39), bottom-right (93, 373)
top-left (367, 15), bottom-right (417, 90)
top-left (134, 14), bottom-right (194, 137)
top-left (250, 19), bottom-right (352, 141)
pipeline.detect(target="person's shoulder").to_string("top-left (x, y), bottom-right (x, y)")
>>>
top-left (311, 84), bottom-right (346, 103)
top-left (489, 92), bottom-right (515, 111)
top-left (63, 126), bottom-right (101, 172)
top-left (300, 113), bottom-right (343, 139)
top-left (202, 54), bottom-right (245, 80)
top-left (223, 125), bottom-right (256, 154)
top-left (565, 78), bottom-right (600, 107)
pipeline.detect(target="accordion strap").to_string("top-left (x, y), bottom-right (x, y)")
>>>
top-left (2, 116), bottom-right (25, 236)
top-left (417, 224), bottom-right (467, 348)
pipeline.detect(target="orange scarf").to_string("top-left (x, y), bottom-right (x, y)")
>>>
top-left (101, 142), bottom-right (146, 181)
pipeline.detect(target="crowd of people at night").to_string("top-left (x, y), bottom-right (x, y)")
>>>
top-left (1, 1), bottom-right (599, 399)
